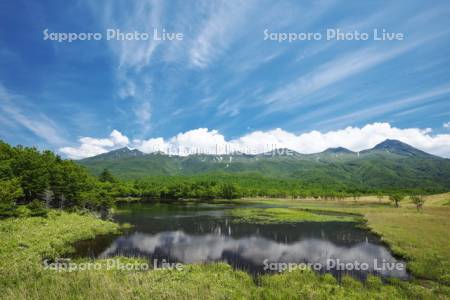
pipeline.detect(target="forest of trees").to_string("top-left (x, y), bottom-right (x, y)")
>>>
top-left (128, 172), bottom-right (431, 201)
top-left (131, 174), bottom-right (360, 200)
top-left (0, 140), bottom-right (429, 218)
top-left (0, 141), bottom-right (125, 217)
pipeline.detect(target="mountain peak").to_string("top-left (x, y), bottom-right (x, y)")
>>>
top-left (114, 147), bottom-right (132, 152)
top-left (81, 147), bottom-right (144, 161)
top-left (373, 139), bottom-right (413, 150)
top-left (108, 147), bottom-right (144, 156)
top-left (374, 139), bottom-right (406, 148)
top-left (372, 139), bottom-right (431, 157)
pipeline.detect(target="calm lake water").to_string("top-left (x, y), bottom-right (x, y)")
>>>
top-left (73, 202), bottom-right (408, 280)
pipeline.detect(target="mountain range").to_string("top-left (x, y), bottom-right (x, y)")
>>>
top-left (78, 139), bottom-right (450, 191)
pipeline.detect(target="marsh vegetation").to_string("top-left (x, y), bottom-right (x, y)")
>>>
top-left (1, 195), bottom-right (449, 299)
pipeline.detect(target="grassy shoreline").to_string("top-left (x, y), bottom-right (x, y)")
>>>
top-left (246, 195), bottom-right (450, 284)
top-left (227, 207), bottom-right (359, 223)
top-left (1, 195), bottom-right (449, 299)
top-left (0, 211), bottom-right (120, 279)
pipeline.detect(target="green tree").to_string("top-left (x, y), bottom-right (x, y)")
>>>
top-left (376, 192), bottom-right (384, 203)
top-left (0, 141), bottom-right (14, 180)
top-left (99, 169), bottom-right (116, 183)
top-left (0, 178), bottom-right (24, 217)
top-left (11, 147), bottom-right (50, 202)
top-left (96, 183), bottom-right (115, 219)
top-left (389, 194), bottom-right (404, 208)
top-left (410, 195), bottom-right (425, 211)
top-left (221, 183), bottom-right (239, 199)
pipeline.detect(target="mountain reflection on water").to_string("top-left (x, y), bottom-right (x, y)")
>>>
top-left (73, 203), bottom-right (408, 279)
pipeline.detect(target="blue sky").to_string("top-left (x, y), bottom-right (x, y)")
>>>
top-left (1, 0), bottom-right (450, 158)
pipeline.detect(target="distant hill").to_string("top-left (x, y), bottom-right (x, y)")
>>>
top-left (77, 140), bottom-right (450, 191)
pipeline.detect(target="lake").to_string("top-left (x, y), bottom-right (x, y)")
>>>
top-left (72, 202), bottom-right (409, 280)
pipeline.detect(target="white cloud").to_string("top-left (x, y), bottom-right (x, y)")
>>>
top-left (85, 0), bottom-right (162, 133)
top-left (315, 85), bottom-right (450, 128)
top-left (59, 130), bottom-right (129, 159)
top-left (444, 122), bottom-right (450, 129)
top-left (110, 129), bottom-right (130, 146)
top-left (189, 1), bottom-right (255, 68)
top-left (263, 39), bottom-right (429, 115)
top-left (133, 128), bottom-right (229, 156)
top-left (134, 101), bottom-right (152, 129)
top-left (169, 128), bottom-right (228, 153)
top-left (259, 13), bottom-right (450, 116)
top-left (118, 79), bottom-right (136, 99)
top-left (59, 144), bottom-right (110, 160)
top-left (133, 137), bottom-right (167, 153)
top-left (0, 84), bottom-right (67, 146)
top-left (235, 123), bottom-right (450, 157)
top-left (90, 0), bottom-right (163, 70)
top-left (60, 123), bottom-right (450, 159)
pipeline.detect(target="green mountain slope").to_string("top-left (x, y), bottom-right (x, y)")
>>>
top-left (78, 140), bottom-right (450, 191)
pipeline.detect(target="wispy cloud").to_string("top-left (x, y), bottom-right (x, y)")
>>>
top-left (85, 0), bottom-right (164, 134)
top-left (255, 4), bottom-right (450, 117)
top-left (189, 0), bottom-right (256, 68)
top-left (133, 101), bottom-right (152, 132)
top-left (0, 84), bottom-right (67, 146)
top-left (315, 85), bottom-right (450, 128)
top-left (262, 40), bottom-right (430, 115)
top-left (91, 0), bottom-right (164, 70)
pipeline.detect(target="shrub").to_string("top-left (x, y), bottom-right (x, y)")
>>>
top-left (410, 195), bottom-right (425, 211)
top-left (27, 200), bottom-right (48, 217)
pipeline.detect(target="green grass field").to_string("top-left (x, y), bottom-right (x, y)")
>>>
top-left (1, 194), bottom-right (449, 299)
